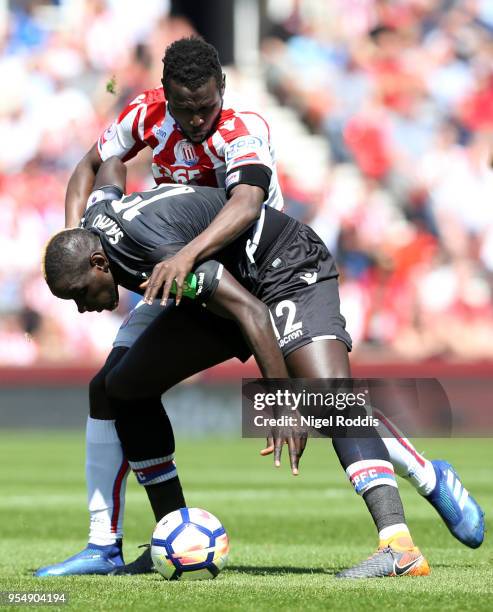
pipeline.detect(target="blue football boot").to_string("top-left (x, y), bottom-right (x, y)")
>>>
top-left (425, 460), bottom-right (484, 548)
top-left (34, 541), bottom-right (124, 577)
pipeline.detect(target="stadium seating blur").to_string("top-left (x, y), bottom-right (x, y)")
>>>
top-left (2, 0), bottom-right (493, 367)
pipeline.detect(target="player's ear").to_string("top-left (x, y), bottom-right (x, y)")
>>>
top-left (221, 73), bottom-right (226, 96)
top-left (90, 251), bottom-right (110, 272)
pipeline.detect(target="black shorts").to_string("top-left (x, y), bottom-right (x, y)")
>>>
top-left (110, 223), bottom-right (352, 400)
top-left (197, 222), bottom-right (352, 361)
top-left (254, 223), bottom-right (352, 357)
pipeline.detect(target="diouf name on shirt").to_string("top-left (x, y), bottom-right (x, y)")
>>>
top-left (91, 214), bottom-right (124, 244)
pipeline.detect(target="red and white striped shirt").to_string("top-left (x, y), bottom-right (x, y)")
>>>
top-left (98, 87), bottom-right (283, 210)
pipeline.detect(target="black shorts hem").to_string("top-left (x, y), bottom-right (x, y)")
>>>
top-left (280, 332), bottom-right (352, 359)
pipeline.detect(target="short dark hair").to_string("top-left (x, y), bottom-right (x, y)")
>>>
top-left (162, 37), bottom-right (223, 91)
top-left (43, 229), bottom-right (98, 292)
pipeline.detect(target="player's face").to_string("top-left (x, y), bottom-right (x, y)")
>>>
top-left (74, 271), bottom-right (119, 313)
top-left (55, 268), bottom-right (119, 314)
top-left (165, 76), bottom-right (224, 143)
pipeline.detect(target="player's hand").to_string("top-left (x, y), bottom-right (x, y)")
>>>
top-left (260, 428), bottom-right (308, 476)
top-left (140, 248), bottom-right (196, 306)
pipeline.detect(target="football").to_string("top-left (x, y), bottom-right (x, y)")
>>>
top-left (150, 507), bottom-right (230, 580)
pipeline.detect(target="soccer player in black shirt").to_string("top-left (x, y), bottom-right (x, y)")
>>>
top-left (38, 37), bottom-right (483, 579)
top-left (42, 157), bottom-right (436, 579)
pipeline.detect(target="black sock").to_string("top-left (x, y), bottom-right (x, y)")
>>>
top-left (332, 436), bottom-right (407, 533)
top-left (362, 484), bottom-right (406, 533)
top-left (145, 476), bottom-right (186, 522)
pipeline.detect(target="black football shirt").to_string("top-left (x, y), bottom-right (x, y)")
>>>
top-left (82, 183), bottom-right (293, 297)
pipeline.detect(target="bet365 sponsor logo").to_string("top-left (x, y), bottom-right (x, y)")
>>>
top-left (153, 163), bottom-right (202, 184)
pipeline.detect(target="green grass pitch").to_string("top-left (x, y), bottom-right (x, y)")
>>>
top-left (0, 432), bottom-right (491, 611)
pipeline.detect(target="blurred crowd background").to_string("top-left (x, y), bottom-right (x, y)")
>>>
top-left (2, 0), bottom-right (493, 366)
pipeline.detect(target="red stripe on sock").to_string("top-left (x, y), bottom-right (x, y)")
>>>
top-left (111, 459), bottom-right (129, 535)
top-left (376, 411), bottom-right (426, 467)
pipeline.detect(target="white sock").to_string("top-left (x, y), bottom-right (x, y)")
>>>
top-left (86, 417), bottom-right (129, 546)
top-left (375, 410), bottom-right (436, 496)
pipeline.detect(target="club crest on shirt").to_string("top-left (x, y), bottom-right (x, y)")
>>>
top-left (174, 140), bottom-right (199, 167)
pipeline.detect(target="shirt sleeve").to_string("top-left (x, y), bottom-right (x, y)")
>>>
top-left (86, 184), bottom-right (124, 210)
top-left (97, 92), bottom-right (149, 162)
top-left (221, 113), bottom-right (274, 199)
top-left (222, 113), bottom-right (273, 172)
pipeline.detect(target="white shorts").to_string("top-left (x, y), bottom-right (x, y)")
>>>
top-left (113, 299), bottom-right (174, 348)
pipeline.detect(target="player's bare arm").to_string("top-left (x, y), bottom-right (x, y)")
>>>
top-left (65, 143), bottom-right (102, 228)
top-left (207, 269), bottom-right (288, 380)
top-left (142, 183), bottom-right (264, 305)
top-left (92, 156), bottom-right (127, 193)
top-left (205, 269), bottom-right (306, 475)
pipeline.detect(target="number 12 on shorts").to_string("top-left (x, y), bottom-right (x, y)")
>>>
top-left (269, 300), bottom-right (303, 348)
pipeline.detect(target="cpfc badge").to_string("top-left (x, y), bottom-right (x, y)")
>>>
top-left (174, 140), bottom-right (199, 167)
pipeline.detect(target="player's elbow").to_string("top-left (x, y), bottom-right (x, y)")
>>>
top-left (237, 198), bottom-right (263, 233)
top-left (245, 201), bottom-right (263, 225)
top-left (102, 155), bottom-right (125, 174)
top-left (77, 143), bottom-right (103, 174)
top-left (229, 184), bottom-right (264, 224)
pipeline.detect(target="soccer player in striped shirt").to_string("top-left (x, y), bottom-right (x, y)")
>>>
top-left (35, 38), bottom-right (483, 578)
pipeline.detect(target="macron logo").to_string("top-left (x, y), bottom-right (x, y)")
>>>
top-left (300, 272), bottom-right (317, 285)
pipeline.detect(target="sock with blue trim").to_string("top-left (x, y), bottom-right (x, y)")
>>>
top-left (128, 455), bottom-right (184, 522)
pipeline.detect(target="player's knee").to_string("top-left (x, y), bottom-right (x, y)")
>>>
top-left (89, 347), bottom-right (129, 417)
top-left (325, 364), bottom-right (350, 378)
top-left (254, 300), bottom-right (271, 322)
top-left (89, 367), bottom-right (112, 418)
top-left (106, 359), bottom-right (175, 401)
top-left (116, 398), bottom-right (175, 462)
top-left (242, 299), bottom-right (271, 331)
top-left (324, 340), bottom-right (351, 377)
top-left (105, 367), bottom-right (135, 401)
top-left (105, 366), bottom-right (159, 401)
